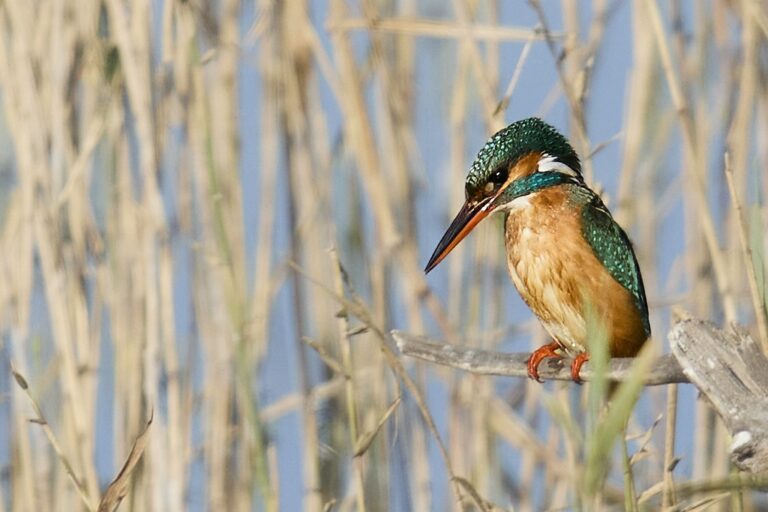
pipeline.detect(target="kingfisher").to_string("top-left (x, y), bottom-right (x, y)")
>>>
top-left (424, 118), bottom-right (650, 382)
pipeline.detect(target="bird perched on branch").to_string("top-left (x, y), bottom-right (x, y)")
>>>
top-left (425, 118), bottom-right (650, 382)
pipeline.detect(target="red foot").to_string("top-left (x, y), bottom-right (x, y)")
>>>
top-left (526, 341), bottom-right (563, 382)
top-left (570, 353), bottom-right (590, 384)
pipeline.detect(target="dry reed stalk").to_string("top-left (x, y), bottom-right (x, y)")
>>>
top-left (251, 4), bottom-right (281, 508)
top-left (330, 248), bottom-right (366, 510)
top-left (724, 156), bottom-right (768, 349)
top-left (0, 34), bottom-right (36, 512)
top-left (322, 6), bottom-right (408, 501)
top-left (278, 2), bottom-right (325, 510)
top-left (328, 16), bottom-right (551, 42)
top-left (11, 365), bottom-right (96, 511)
top-left (528, 0), bottom-right (594, 183)
top-left (661, 384), bottom-right (678, 509)
top-left (373, 0), bottom-right (434, 505)
top-left (644, 0), bottom-right (738, 322)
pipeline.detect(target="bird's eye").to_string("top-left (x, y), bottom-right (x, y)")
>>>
top-left (483, 168), bottom-right (508, 194)
top-left (489, 168), bottom-right (507, 184)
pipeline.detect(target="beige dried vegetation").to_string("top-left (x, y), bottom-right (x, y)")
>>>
top-left (1, 1), bottom-right (767, 511)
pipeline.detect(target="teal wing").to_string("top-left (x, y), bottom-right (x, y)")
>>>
top-left (579, 192), bottom-right (651, 336)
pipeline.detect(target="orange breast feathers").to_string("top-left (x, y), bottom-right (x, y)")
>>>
top-left (503, 188), bottom-right (647, 358)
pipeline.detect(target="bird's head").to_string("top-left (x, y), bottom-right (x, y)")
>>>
top-left (425, 117), bottom-right (583, 273)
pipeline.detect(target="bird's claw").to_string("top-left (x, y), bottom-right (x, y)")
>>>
top-left (526, 341), bottom-right (563, 382)
top-left (526, 343), bottom-right (590, 384)
top-left (570, 352), bottom-right (590, 384)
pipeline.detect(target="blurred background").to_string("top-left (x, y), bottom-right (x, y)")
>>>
top-left (1, 0), bottom-right (767, 510)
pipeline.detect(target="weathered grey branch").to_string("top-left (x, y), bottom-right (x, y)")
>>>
top-left (393, 319), bottom-right (768, 474)
top-left (670, 319), bottom-right (768, 474)
top-left (391, 330), bottom-right (688, 385)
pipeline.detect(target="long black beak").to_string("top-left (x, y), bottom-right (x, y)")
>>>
top-left (425, 197), bottom-right (493, 273)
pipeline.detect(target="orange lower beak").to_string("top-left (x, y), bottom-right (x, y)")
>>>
top-left (425, 197), bottom-right (493, 273)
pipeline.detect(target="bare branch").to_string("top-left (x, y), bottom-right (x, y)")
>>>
top-left (671, 319), bottom-right (768, 473)
top-left (391, 330), bottom-right (688, 385)
top-left (395, 318), bottom-right (768, 475)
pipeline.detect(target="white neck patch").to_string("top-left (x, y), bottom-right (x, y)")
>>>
top-left (537, 154), bottom-right (579, 177)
